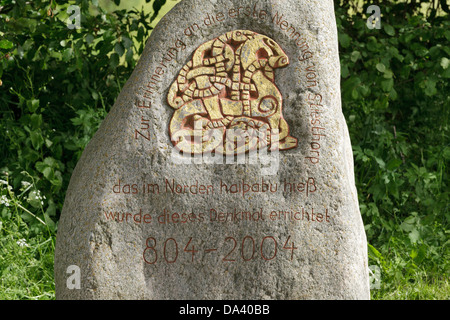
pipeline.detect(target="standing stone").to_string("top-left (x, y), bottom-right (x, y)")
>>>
top-left (55, 0), bottom-right (370, 299)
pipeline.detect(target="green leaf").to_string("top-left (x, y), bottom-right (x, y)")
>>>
top-left (85, 34), bottom-right (95, 45)
top-left (27, 99), bottom-right (40, 113)
top-left (64, 140), bottom-right (79, 151)
top-left (366, 36), bottom-right (378, 52)
top-left (443, 147), bottom-right (450, 160)
top-left (383, 69), bottom-right (394, 79)
top-left (341, 63), bottom-right (349, 78)
top-left (42, 167), bottom-right (53, 180)
top-left (383, 24), bottom-right (395, 36)
top-left (368, 244), bottom-right (384, 261)
top-left (122, 36), bottom-right (133, 49)
top-left (50, 171), bottom-right (63, 189)
top-left (343, 76), bottom-right (361, 90)
top-left (338, 33), bottom-right (351, 48)
top-left (43, 157), bottom-right (57, 168)
top-left (27, 190), bottom-right (42, 209)
top-left (415, 47), bottom-right (428, 57)
top-left (357, 85), bottom-right (370, 97)
top-left (409, 229), bottom-right (420, 244)
top-left (400, 220), bottom-right (414, 232)
top-left (30, 113), bottom-right (42, 129)
top-left (381, 78), bottom-right (394, 92)
top-left (62, 48), bottom-right (73, 62)
top-left (376, 63), bottom-right (386, 73)
top-left (351, 51), bottom-right (361, 62)
top-left (413, 245), bottom-right (427, 264)
top-left (125, 48), bottom-right (134, 63)
top-left (44, 212), bottom-right (56, 232)
top-left (424, 78), bottom-right (437, 96)
top-left (45, 138), bottom-right (53, 148)
top-left (445, 30), bottom-right (450, 41)
top-left (151, 0), bottom-right (167, 22)
top-left (410, 248), bottom-right (418, 259)
top-left (388, 87), bottom-right (398, 100)
top-left (388, 47), bottom-right (404, 62)
top-left (386, 158), bottom-right (403, 171)
top-left (110, 53), bottom-right (119, 68)
top-left (36, 161), bottom-right (46, 173)
top-left (91, 90), bottom-right (99, 101)
top-left (30, 131), bottom-right (44, 150)
top-left (374, 157), bottom-right (386, 169)
top-left (443, 66), bottom-right (450, 78)
top-left (0, 39), bottom-right (14, 50)
top-left (46, 201), bottom-right (57, 217)
top-left (342, 76), bottom-right (361, 100)
top-left (441, 57), bottom-right (449, 70)
top-left (114, 42), bottom-right (125, 56)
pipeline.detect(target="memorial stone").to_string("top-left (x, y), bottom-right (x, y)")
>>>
top-left (55, 0), bottom-right (370, 299)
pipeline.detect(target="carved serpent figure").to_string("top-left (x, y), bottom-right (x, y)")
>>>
top-left (167, 30), bottom-right (298, 155)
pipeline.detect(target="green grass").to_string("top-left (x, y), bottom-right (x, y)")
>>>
top-left (372, 275), bottom-right (450, 300)
top-left (0, 216), bottom-right (55, 300)
top-left (368, 239), bottom-right (449, 300)
top-left (0, 176), bottom-right (55, 300)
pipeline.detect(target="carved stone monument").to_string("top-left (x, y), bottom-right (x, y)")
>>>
top-left (55, 0), bottom-right (370, 299)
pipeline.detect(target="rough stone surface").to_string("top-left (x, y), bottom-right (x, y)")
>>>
top-left (55, 0), bottom-right (370, 299)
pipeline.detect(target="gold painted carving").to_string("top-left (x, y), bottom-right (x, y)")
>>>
top-left (167, 30), bottom-right (298, 155)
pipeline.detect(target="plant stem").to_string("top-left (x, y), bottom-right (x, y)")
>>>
top-left (15, 202), bottom-right (47, 226)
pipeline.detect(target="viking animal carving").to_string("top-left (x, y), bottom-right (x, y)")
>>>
top-left (167, 30), bottom-right (298, 155)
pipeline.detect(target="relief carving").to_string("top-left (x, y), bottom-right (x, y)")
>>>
top-left (167, 30), bottom-right (298, 155)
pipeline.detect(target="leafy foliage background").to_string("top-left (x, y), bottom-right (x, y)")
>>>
top-left (336, 0), bottom-right (449, 297)
top-left (0, 0), bottom-right (448, 299)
